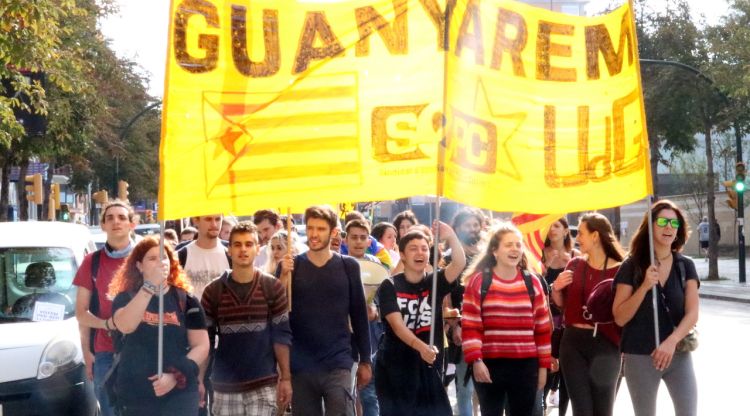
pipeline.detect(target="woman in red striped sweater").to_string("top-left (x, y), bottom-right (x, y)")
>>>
top-left (461, 222), bottom-right (552, 415)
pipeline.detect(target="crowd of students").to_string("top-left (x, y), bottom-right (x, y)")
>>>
top-left (73, 199), bottom-right (699, 416)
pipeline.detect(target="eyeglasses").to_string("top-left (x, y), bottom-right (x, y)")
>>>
top-left (655, 217), bottom-right (680, 229)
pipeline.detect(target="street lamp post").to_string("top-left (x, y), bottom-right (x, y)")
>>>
top-left (113, 101), bottom-right (162, 192)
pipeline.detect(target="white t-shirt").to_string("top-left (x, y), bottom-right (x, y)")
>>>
top-left (182, 242), bottom-right (230, 299)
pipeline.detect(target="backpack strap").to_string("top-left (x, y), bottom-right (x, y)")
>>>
top-left (676, 256), bottom-right (687, 290)
top-left (175, 287), bottom-right (187, 313)
top-left (257, 270), bottom-right (280, 315)
top-left (178, 246), bottom-right (188, 268)
top-left (521, 270), bottom-right (536, 307)
top-left (88, 249), bottom-right (103, 353)
top-left (480, 267), bottom-right (493, 306)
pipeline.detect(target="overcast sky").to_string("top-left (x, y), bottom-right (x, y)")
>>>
top-left (98, 0), bottom-right (729, 98)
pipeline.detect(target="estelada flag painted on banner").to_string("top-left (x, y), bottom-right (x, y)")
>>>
top-left (159, 0), bottom-right (651, 220)
top-left (511, 213), bottom-right (564, 274)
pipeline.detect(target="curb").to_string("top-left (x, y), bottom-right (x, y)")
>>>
top-left (698, 292), bottom-right (750, 304)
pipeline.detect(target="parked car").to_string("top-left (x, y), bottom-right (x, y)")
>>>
top-left (134, 223), bottom-right (161, 237)
top-left (89, 226), bottom-right (106, 249)
top-left (0, 222), bottom-right (98, 415)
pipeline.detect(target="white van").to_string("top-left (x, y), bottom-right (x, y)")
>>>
top-left (0, 222), bottom-right (98, 415)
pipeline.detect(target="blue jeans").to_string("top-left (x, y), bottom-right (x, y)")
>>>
top-left (455, 359), bottom-right (474, 416)
top-left (360, 378), bottom-right (379, 416)
top-left (94, 351), bottom-right (115, 416)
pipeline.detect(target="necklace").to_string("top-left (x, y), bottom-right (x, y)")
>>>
top-left (657, 252), bottom-right (672, 262)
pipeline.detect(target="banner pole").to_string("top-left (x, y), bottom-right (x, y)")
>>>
top-left (646, 196), bottom-right (660, 348)
top-left (429, 197), bottom-right (442, 349)
top-left (429, 1), bottom-right (452, 349)
top-left (158, 220), bottom-right (166, 377)
top-left (286, 208), bottom-right (293, 311)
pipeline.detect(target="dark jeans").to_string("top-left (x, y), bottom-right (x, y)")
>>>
top-left (94, 351), bottom-right (115, 416)
top-left (120, 388), bottom-right (199, 416)
top-left (292, 368), bottom-right (354, 416)
top-left (473, 358), bottom-right (538, 416)
top-left (559, 327), bottom-right (621, 416)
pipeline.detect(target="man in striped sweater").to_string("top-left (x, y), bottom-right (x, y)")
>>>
top-left (201, 222), bottom-right (292, 416)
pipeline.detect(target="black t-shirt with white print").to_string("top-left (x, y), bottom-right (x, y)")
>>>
top-left (376, 269), bottom-right (455, 356)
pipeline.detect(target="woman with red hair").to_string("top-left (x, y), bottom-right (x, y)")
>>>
top-left (108, 237), bottom-right (209, 416)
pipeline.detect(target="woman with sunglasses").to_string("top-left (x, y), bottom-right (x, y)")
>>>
top-left (612, 200), bottom-right (699, 416)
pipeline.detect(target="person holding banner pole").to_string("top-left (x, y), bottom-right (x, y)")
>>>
top-left (279, 205), bottom-right (371, 416)
top-left (108, 237), bottom-right (209, 416)
top-left (612, 199), bottom-right (699, 416)
top-left (373, 222), bottom-right (464, 416)
top-left (551, 213), bottom-right (624, 416)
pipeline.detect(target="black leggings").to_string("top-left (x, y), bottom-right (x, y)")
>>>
top-left (474, 358), bottom-right (538, 416)
top-left (559, 327), bottom-right (621, 416)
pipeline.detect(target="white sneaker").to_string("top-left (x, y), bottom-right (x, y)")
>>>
top-left (548, 390), bottom-right (559, 407)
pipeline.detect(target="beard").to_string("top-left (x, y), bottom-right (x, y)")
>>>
top-left (458, 230), bottom-right (481, 246)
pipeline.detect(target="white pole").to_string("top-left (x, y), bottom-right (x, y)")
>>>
top-left (158, 220), bottom-right (165, 377)
top-left (429, 196), bottom-right (442, 348)
top-left (646, 196), bottom-right (660, 348)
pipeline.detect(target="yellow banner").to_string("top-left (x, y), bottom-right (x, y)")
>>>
top-left (443, 0), bottom-right (651, 212)
top-left (159, 0), bottom-right (445, 219)
top-left (159, 0), bottom-right (650, 219)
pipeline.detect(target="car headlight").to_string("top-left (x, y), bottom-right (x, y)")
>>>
top-left (38, 335), bottom-right (83, 379)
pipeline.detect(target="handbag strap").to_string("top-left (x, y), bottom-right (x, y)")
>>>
top-left (579, 257), bottom-right (608, 304)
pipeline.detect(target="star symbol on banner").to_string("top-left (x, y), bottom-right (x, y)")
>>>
top-left (471, 77), bottom-right (526, 181)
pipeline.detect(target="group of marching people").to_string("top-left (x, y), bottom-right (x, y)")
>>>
top-left (367, 199), bottom-right (699, 416)
top-left (75, 198), bottom-right (698, 416)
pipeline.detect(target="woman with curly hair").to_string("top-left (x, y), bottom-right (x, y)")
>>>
top-left (108, 237), bottom-right (209, 416)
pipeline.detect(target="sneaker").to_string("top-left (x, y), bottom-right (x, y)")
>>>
top-left (548, 390), bottom-right (559, 407)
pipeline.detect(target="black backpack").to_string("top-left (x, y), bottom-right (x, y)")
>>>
top-left (480, 267), bottom-right (539, 307)
top-left (88, 249), bottom-right (104, 353)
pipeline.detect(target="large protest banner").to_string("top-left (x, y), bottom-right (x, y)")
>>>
top-left (160, 0), bottom-right (445, 219)
top-left (159, 0), bottom-right (651, 219)
top-left (443, 0), bottom-right (651, 213)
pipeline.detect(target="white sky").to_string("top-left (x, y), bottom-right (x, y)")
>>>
top-left (99, 0), bottom-right (729, 98)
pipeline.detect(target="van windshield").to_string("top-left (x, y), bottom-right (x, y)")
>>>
top-left (0, 247), bottom-right (78, 323)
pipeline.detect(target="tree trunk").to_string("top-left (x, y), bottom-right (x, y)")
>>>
top-left (705, 120), bottom-right (719, 280)
top-left (18, 161), bottom-right (29, 220)
top-left (0, 151), bottom-right (10, 221)
top-left (648, 126), bottom-right (660, 199)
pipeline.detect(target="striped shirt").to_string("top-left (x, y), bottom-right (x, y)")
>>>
top-left (461, 270), bottom-right (552, 368)
top-left (201, 270), bottom-right (291, 393)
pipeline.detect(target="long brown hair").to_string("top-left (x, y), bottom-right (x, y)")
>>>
top-left (629, 199), bottom-right (690, 279)
top-left (463, 222), bottom-right (529, 285)
top-left (541, 217), bottom-right (573, 265)
top-left (579, 213), bottom-right (625, 262)
top-left (108, 237), bottom-right (192, 298)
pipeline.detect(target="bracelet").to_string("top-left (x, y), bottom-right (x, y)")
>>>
top-left (279, 377), bottom-right (291, 382)
top-left (103, 318), bottom-right (111, 331)
top-left (141, 280), bottom-right (157, 295)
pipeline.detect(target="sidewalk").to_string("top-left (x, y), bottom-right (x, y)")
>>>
top-left (692, 256), bottom-right (750, 304)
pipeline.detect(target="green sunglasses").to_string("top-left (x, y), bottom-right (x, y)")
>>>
top-left (655, 217), bottom-right (681, 228)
